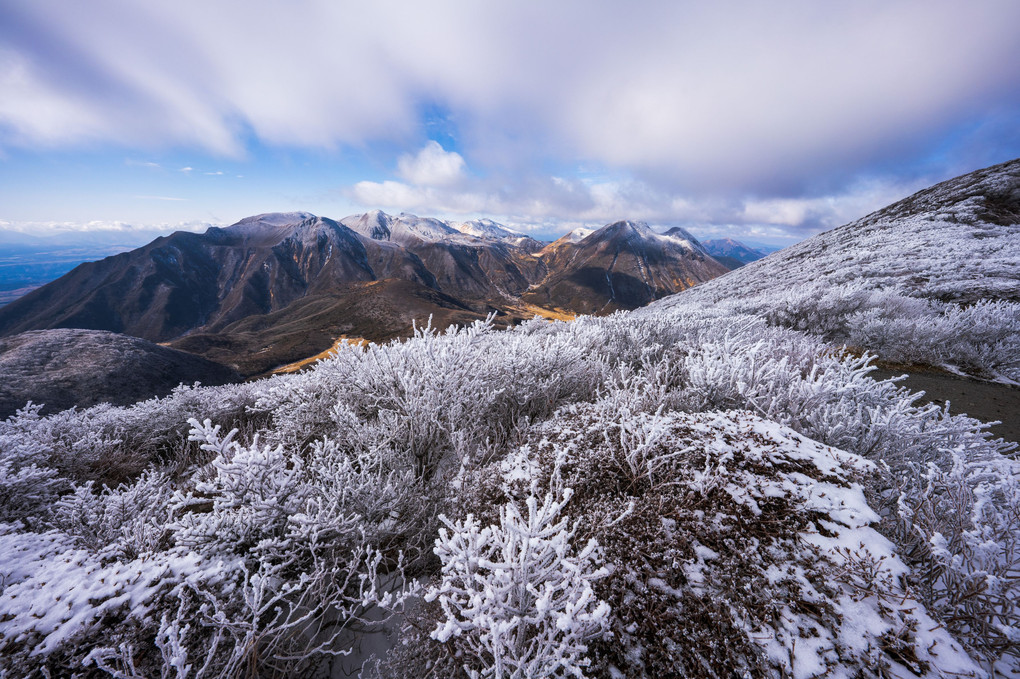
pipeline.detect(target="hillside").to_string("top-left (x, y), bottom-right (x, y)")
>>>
top-left (167, 278), bottom-right (505, 376)
top-left (669, 159), bottom-right (1020, 306)
top-left (651, 159), bottom-right (1020, 381)
top-left (0, 328), bottom-right (238, 418)
top-left (2, 160), bottom-right (1019, 678)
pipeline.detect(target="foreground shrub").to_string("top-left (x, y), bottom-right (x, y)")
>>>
top-left (417, 407), bottom-right (984, 678)
top-left (425, 475), bottom-right (610, 679)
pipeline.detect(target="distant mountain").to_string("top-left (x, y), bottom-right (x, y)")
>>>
top-left (0, 212), bottom-right (733, 375)
top-left (524, 221), bottom-right (730, 314)
top-left (340, 210), bottom-right (543, 301)
top-left (561, 227), bottom-right (596, 243)
top-left (660, 158), bottom-right (1020, 309)
top-left (702, 238), bottom-right (768, 269)
top-left (0, 213), bottom-right (435, 343)
top-left (449, 219), bottom-right (543, 251)
top-left (341, 210), bottom-right (462, 246)
top-left (0, 328), bottom-right (238, 418)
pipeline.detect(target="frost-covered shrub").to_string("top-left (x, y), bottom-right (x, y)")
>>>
top-left (929, 300), bottom-right (1020, 380)
top-left (843, 297), bottom-right (1020, 381)
top-left (633, 312), bottom-right (1019, 671)
top-left (425, 479), bottom-right (610, 679)
top-left (759, 281), bottom-right (874, 336)
top-left (433, 406), bottom-right (985, 679)
top-left (703, 280), bottom-right (1020, 381)
top-left (0, 380), bottom-right (268, 490)
top-left (1, 294), bottom-right (1017, 676)
top-left (0, 416), bottom-right (421, 677)
top-left (50, 469), bottom-right (175, 559)
top-left (260, 317), bottom-right (605, 475)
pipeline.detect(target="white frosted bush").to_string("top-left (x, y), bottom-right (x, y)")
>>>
top-left (51, 469), bottom-right (175, 559)
top-left (426, 479), bottom-right (610, 679)
top-left (699, 279), bottom-right (1020, 381)
top-left (445, 406), bottom-right (987, 678)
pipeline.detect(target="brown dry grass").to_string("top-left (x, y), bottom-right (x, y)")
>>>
top-left (509, 303), bottom-right (578, 322)
top-left (271, 335), bottom-right (369, 374)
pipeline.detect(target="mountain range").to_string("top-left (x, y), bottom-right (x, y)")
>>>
top-left (524, 221), bottom-right (729, 314)
top-left (0, 213), bottom-right (737, 375)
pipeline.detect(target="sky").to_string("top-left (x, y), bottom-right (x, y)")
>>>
top-left (1, 1), bottom-right (1019, 246)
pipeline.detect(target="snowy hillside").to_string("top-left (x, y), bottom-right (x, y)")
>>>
top-left (1, 299), bottom-right (1017, 677)
top-left (1, 161), bottom-right (1019, 678)
top-left (653, 158), bottom-right (1020, 381)
top-left (672, 159), bottom-right (1020, 305)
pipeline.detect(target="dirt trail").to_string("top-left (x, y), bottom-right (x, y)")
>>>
top-left (871, 368), bottom-right (1020, 447)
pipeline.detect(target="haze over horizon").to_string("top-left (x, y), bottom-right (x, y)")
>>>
top-left (2, 0), bottom-right (1019, 246)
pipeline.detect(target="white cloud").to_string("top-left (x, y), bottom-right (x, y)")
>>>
top-left (349, 148), bottom-right (927, 241)
top-left (0, 219), bottom-right (215, 236)
top-left (1, 0), bottom-right (1017, 188)
top-left (2, 1), bottom-right (1018, 242)
top-left (0, 48), bottom-right (109, 147)
top-left (397, 141), bottom-right (466, 187)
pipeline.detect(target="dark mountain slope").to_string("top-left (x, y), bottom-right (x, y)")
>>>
top-left (0, 214), bottom-right (434, 343)
top-left (524, 221), bottom-right (729, 314)
top-left (167, 279), bottom-right (508, 376)
top-left (0, 328), bottom-right (239, 418)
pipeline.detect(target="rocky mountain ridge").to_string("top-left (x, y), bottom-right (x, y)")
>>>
top-left (525, 221), bottom-right (729, 314)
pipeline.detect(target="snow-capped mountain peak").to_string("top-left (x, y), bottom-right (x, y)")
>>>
top-left (450, 219), bottom-right (535, 246)
top-left (341, 211), bottom-right (462, 245)
top-left (560, 226), bottom-right (596, 243)
top-left (659, 226), bottom-right (707, 254)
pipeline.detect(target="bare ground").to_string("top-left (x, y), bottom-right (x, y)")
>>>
top-left (872, 367), bottom-right (1020, 447)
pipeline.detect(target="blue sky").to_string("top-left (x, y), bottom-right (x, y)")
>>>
top-left (1, 1), bottom-right (1019, 245)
